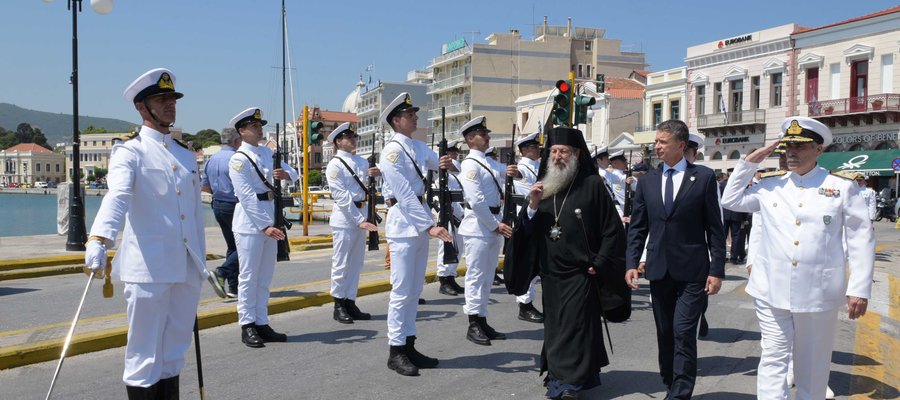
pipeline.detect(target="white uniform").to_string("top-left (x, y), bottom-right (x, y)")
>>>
top-left (229, 142), bottom-right (298, 326)
top-left (90, 126), bottom-right (206, 386)
top-left (599, 168), bottom-right (624, 217)
top-left (860, 186), bottom-right (877, 221)
top-left (380, 133), bottom-right (439, 346)
top-left (436, 159), bottom-right (465, 277)
top-left (721, 160), bottom-right (874, 400)
top-left (326, 149), bottom-right (369, 300)
top-left (458, 150), bottom-right (504, 317)
top-left (513, 157), bottom-right (541, 304)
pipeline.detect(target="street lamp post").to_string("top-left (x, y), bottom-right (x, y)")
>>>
top-left (43, 0), bottom-right (112, 251)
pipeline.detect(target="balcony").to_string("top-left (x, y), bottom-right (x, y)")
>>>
top-left (427, 73), bottom-right (470, 94)
top-left (697, 109), bottom-right (766, 135)
top-left (357, 103), bottom-right (379, 115)
top-left (427, 102), bottom-right (470, 120)
top-left (808, 94), bottom-right (900, 126)
top-left (357, 124), bottom-right (377, 135)
top-left (632, 125), bottom-right (657, 145)
top-left (429, 46), bottom-right (472, 68)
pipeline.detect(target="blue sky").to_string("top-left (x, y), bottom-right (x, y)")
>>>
top-left (2, 0), bottom-right (896, 134)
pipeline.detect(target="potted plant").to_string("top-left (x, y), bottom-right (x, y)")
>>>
top-left (872, 99), bottom-right (883, 110)
top-left (824, 105), bottom-right (834, 115)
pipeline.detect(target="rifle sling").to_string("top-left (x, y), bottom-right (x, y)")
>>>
top-left (236, 151), bottom-right (277, 193)
top-left (333, 156), bottom-right (369, 194)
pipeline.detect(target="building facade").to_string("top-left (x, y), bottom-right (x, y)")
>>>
top-left (62, 131), bottom-right (137, 182)
top-left (1, 143), bottom-right (66, 185)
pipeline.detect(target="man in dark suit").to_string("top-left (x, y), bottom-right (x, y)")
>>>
top-left (625, 119), bottom-right (726, 399)
top-left (720, 173), bottom-right (749, 264)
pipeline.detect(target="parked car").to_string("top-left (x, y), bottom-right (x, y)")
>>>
top-left (35, 181), bottom-right (48, 188)
top-left (47, 181), bottom-right (58, 188)
top-left (8, 183), bottom-right (19, 188)
top-left (20, 183), bottom-right (31, 188)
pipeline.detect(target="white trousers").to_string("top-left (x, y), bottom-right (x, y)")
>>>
top-left (235, 232), bottom-right (276, 326)
top-left (461, 234), bottom-right (502, 317)
top-left (386, 235), bottom-right (429, 346)
top-left (330, 227), bottom-right (365, 300)
top-left (436, 228), bottom-right (462, 277)
top-left (755, 299), bottom-right (837, 400)
top-left (123, 255), bottom-right (203, 387)
top-left (516, 277), bottom-right (540, 304)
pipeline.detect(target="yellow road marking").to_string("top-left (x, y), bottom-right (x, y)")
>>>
top-left (849, 313), bottom-right (883, 400)
top-left (890, 274), bottom-right (900, 322)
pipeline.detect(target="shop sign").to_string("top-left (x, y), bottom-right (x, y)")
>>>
top-left (831, 131), bottom-right (899, 145)
top-left (717, 34), bottom-right (755, 49)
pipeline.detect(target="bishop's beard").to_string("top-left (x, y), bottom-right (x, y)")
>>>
top-left (542, 157), bottom-right (579, 199)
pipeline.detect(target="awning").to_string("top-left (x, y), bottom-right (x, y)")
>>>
top-left (817, 149), bottom-right (900, 177)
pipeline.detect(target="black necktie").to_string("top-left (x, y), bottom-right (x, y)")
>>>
top-left (665, 169), bottom-right (675, 215)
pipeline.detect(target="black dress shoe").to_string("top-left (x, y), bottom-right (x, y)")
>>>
top-left (256, 324), bottom-right (288, 342)
top-left (333, 298), bottom-right (354, 324)
top-left (518, 302), bottom-right (544, 323)
top-left (560, 388), bottom-right (579, 400)
top-left (405, 335), bottom-right (438, 368)
top-left (438, 276), bottom-right (460, 296)
top-left (478, 316), bottom-right (506, 340)
top-left (492, 271), bottom-right (505, 286)
top-left (241, 324), bottom-right (265, 348)
top-left (387, 345), bottom-right (419, 376)
top-left (346, 299), bottom-right (371, 320)
top-left (126, 383), bottom-right (159, 400)
top-left (448, 277), bottom-right (465, 293)
top-left (698, 314), bottom-right (709, 338)
top-left (466, 315), bottom-right (491, 346)
top-left (418, 298), bottom-right (426, 305)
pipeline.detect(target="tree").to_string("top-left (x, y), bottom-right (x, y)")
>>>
top-left (182, 129), bottom-right (221, 149)
top-left (307, 169), bottom-right (323, 186)
top-left (83, 125), bottom-right (109, 134)
top-left (6, 123), bottom-right (51, 149)
top-left (93, 167), bottom-right (108, 181)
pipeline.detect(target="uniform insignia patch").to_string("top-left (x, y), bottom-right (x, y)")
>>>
top-left (230, 160), bottom-right (244, 172)
top-left (158, 73), bottom-right (175, 90)
top-left (760, 170), bottom-right (787, 179)
top-left (327, 169), bottom-right (339, 179)
top-left (386, 152), bottom-right (400, 164)
top-left (823, 215), bottom-right (832, 225)
top-left (786, 120), bottom-right (802, 135)
top-left (465, 170), bottom-right (477, 181)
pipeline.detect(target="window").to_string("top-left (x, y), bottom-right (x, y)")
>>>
top-left (712, 151), bottom-right (723, 160)
top-left (770, 73), bottom-right (783, 107)
top-left (696, 85), bottom-right (706, 116)
top-left (46, 163), bottom-right (50, 172)
top-left (883, 54), bottom-right (894, 93)
top-left (585, 64), bottom-right (592, 79)
top-left (728, 150), bottom-right (741, 159)
top-left (577, 64), bottom-right (584, 79)
top-left (584, 41), bottom-right (592, 51)
top-left (730, 79), bottom-right (743, 114)
top-left (830, 63), bottom-right (841, 99)
top-left (850, 60), bottom-right (868, 112)
top-left (670, 100), bottom-right (680, 121)
top-left (652, 103), bottom-right (663, 126)
top-left (751, 76), bottom-right (760, 109)
top-left (56, 164), bottom-right (60, 172)
top-left (36, 163), bottom-right (41, 172)
top-left (714, 83), bottom-right (723, 113)
top-left (806, 68), bottom-right (819, 104)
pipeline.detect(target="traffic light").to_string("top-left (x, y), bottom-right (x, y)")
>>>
top-left (308, 121), bottom-right (324, 145)
top-left (574, 95), bottom-right (596, 125)
top-left (553, 79), bottom-right (572, 127)
top-left (595, 73), bottom-right (605, 93)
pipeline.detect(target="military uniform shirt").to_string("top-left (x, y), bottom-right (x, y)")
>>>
top-left (326, 150), bottom-right (369, 229)
top-left (379, 132), bottom-right (439, 238)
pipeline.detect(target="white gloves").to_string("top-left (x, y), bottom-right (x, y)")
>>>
top-left (84, 240), bottom-right (107, 278)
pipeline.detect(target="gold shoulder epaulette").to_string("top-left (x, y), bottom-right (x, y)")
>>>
top-left (760, 170), bottom-right (787, 179)
top-left (830, 171), bottom-right (856, 180)
top-left (173, 139), bottom-right (193, 151)
top-left (116, 132), bottom-right (138, 141)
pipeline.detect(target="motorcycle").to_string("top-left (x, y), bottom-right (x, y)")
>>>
top-left (875, 194), bottom-right (897, 222)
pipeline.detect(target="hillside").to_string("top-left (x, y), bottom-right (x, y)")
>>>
top-left (0, 103), bottom-right (137, 145)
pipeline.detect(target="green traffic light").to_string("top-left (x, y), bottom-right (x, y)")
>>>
top-left (308, 121), bottom-right (324, 144)
top-left (574, 95), bottom-right (596, 125)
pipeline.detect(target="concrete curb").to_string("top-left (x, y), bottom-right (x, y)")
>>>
top-left (0, 254), bottom-right (223, 282)
top-left (0, 262), bottom-right (493, 370)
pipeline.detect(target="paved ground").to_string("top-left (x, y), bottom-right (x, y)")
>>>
top-left (0, 221), bottom-right (897, 399)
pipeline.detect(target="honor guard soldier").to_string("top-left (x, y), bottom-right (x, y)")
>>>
top-left (592, 146), bottom-right (622, 218)
top-left (378, 93), bottom-right (454, 376)
top-left (482, 145), bottom-right (507, 286)
top-left (509, 131), bottom-right (544, 323)
top-left (228, 107), bottom-right (298, 348)
top-left (435, 140), bottom-right (466, 296)
top-left (458, 116), bottom-right (513, 345)
top-left (325, 122), bottom-right (380, 323)
top-left (721, 117), bottom-right (874, 400)
top-left (85, 68), bottom-right (208, 397)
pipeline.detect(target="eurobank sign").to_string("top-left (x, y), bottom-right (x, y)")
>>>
top-left (717, 33), bottom-right (756, 50)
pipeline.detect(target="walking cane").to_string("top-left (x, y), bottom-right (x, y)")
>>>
top-left (193, 317), bottom-right (206, 400)
top-left (45, 271), bottom-right (97, 400)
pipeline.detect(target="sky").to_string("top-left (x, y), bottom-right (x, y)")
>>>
top-left (1, 0), bottom-right (897, 135)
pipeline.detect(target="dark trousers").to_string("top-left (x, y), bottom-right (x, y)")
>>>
top-left (212, 200), bottom-right (239, 292)
top-left (649, 275), bottom-right (707, 400)
top-left (723, 219), bottom-right (745, 261)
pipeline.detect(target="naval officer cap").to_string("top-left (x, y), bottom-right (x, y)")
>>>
top-left (779, 116), bottom-right (832, 147)
top-left (592, 146), bottom-right (609, 159)
top-left (514, 132), bottom-right (539, 148)
top-left (688, 132), bottom-right (705, 149)
top-left (609, 149), bottom-right (626, 161)
top-left (328, 122), bottom-right (356, 142)
top-left (459, 116), bottom-right (490, 137)
top-left (124, 68), bottom-right (184, 104)
top-left (446, 140), bottom-right (461, 152)
top-left (229, 107), bottom-right (268, 130)
top-left (380, 92), bottom-right (420, 126)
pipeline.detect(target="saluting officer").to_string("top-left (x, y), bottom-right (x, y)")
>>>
top-left (435, 140), bottom-right (466, 296)
top-left (325, 122), bottom-right (379, 323)
top-left (85, 68), bottom-right (206, 397)
top-left (721, 117), bottom-right (874, 400)
top-left (508, 131), bottom-right (544, 323)
top-left (228, 107), bottom-right (298, 348)
top-left (457, 116), bottom-right (513, 346)
top-left (378, 92), bottom-right (454, 376)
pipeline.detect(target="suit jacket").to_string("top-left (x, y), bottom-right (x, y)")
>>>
top-left (626, 162), bottom-right (726, 282)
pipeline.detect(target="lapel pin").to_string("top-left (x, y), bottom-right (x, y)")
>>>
top-left (690, 176), bottom-right (695, 182)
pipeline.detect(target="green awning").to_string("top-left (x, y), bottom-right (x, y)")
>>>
top-left (817, 149), bottom-right (900, 177)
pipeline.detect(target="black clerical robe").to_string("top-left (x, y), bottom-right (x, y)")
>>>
top-left (506, 173), bottom-right (627, 386)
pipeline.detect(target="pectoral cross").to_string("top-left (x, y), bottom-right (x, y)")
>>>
top-left (549, 224), bottom-right (562, 241)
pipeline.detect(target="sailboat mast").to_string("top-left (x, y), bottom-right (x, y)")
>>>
top-left (281, 0), bottom-right (287, 140)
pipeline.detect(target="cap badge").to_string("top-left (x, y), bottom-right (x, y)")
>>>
top-left (823, 215), bottom-right (832, 225)
top-left (786, 120), bottom-right (802, 135)
top-left (158, 73), bottom-right (175, 90)
top-left (253, 109), bottom-right (262, 120)
top-left (404, 95), bottom-right (412, 105)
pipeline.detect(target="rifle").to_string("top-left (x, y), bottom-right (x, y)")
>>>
top-left (623, 149), bottom-right (634, 219)
top-left (503, 124), bottom-right (525, 250)
top-left (273, 123), bottom-right (291, 261)
top-left (437, 107), bottom-right (462, 264)
top-left (366, 132), bottom-right (383, 251)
